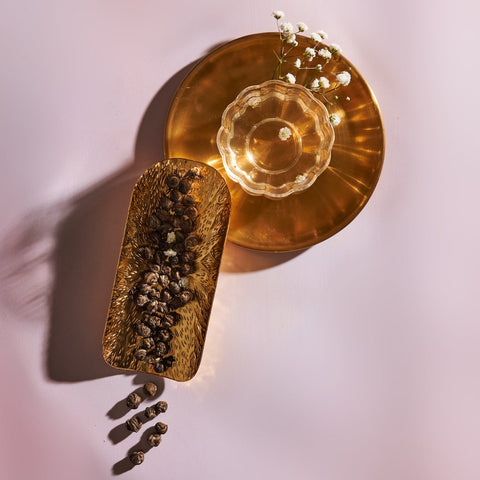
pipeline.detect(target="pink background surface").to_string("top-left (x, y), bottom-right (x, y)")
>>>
top-left (1, 1), bottom-right (480, 479)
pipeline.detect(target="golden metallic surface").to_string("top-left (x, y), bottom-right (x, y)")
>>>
top-left (165, 33), bottom-right (384, 252)
top-left (102, 159), bottom-right (231, 381)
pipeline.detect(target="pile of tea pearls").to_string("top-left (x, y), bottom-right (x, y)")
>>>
top-left (129, 167), bottom-right (202, 373)
top-left (125, 382), bottom-right (169, 465)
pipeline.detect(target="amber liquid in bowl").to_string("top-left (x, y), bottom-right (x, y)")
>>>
top-left (218, 80), bottom-right (334, 199)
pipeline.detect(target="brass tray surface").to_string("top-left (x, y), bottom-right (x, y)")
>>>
top-left (165, 33), bottom-right (384, 252)
top-left (102, 159), bottom-right (231, 381)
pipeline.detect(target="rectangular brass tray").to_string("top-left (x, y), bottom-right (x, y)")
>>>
top-left (102, 158), bottom-right (231, 381)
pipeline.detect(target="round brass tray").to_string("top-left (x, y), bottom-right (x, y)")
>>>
top-left (164, 33), bottom-right (384, 252)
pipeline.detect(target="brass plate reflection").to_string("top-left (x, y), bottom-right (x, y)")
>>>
top-left (164, 33), bottom-right (384, 252)
top-left (102, 159), bottom-right (231, 381)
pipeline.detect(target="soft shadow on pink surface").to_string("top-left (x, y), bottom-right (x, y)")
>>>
top-left (46, 62), bottom-right (198, 382)
top-left (220, 241), bottom-right (306, 273)
top-left (0, 63), bottom-right (195, 382)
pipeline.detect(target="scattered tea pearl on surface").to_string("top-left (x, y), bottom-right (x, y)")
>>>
top-left (126, 392), bottom-right (142, 409)
top-left (129, 451), bottom-right (145, 465)
top-left (126, 415), bottom-right (143, 432)
top-left (148, 433), bottom-right (162, 447)
top-left (143, 382), bottom-right (157, 397)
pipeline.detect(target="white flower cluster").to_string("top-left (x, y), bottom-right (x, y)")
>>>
top-left (272, 10), bottom-right (353, 126)
top-left (278, 126), bottom-right (292, 141)
top-left (285, 73), bottom-right (296, 84)
top-left (329, 113), bottom-right (341, 126)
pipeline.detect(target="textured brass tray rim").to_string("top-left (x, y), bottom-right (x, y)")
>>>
top-left (102, 158), bottom-right (231, 381)
top-left (164, 32), bottom-right (385, 253)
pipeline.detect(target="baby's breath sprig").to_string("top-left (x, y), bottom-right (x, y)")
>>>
top-left (272, 11), bottom-right (351, 126)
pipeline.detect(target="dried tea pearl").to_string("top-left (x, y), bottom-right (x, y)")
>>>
top-left (157, 208), bottom-right (172, 222)
top-left (142, 337), bottom-right (155, 349)
top-left (161, 318), bottom-right (174, 329)
top-left (184, 206), bottom-right (198, 219)
top-left (179, 218), bottom-right (194, 233)
top-left (180, 263), bottom-right (193, 276)
top-left (160, 241), bottom-right (171, 252)
top-left (144, 271), bottom-right (159, 285)
top-left (145, 300), bottom-right (159, 313)
top-left (179, 290), bottom-right (193, 304)
top-left (157, 329), bottom-right (171, 342)
top-left (158, 274), bottom-right (169, 287)
top-left (178, 179), bottom-right (191, 194)
top-left (166, 174), bottom-right (180, 188)
top-left (147, 355), bottom-right (158, 365)
top-left (159, 196), bottom-right (174, 210)
top-left (170, 268), bottom-right (182, 281)
top-left (155, 342), bottom-right (169, 356)
top-left (155, 316), bottom-right (166, 328)
top-left (144, 316), bottom-right (158, 329)
top-left (129, 451), bottom-right (144, 465)
top-left (126, 415), bottom-right (143, 432)
top-left (169, 281), bottom-right (181, 295)
top-left (169, 312), bottom-right (180, 324)
top-left (148, 231), bottom-right (162, 245)
top-left (154, 362), bottom-right (165, 373)
top-left (161, 313), bottom-right (178, 328)
top-left (126, 392), bottom-right (142, 409)
top-left (173, 203), bottom-right (185, 216)
top-left (175, 231), bottom-right (185, 243)
top-left (187, 166), bottom-right (201, 178)
top-left (151, 315), bottom-right (163, 327)
top-left (147, 433), bottom-right (162, 447)
top-left (170, 190), bottom-right (182, 202)
top-left (135, 294), bottom-right (149, 307)
top-left (149, 263), bottom-right (161, 273)
top-left (157, 223), bottom-right (172, 236)
top-left (144, 406), bottom-right (157, 419)
top-left (155, 400), bottom-right (168, 414)
top-left (159, 264), bottom-right (171, 275)
top-left (148, 214), bottom-right (162, 229)
top-left (169, 297), bottom-right (182, 309)
top-left (183, 194), bottom-right (195, 206)
top-left (160, 289), bottom-right (172, 303)
top-left (181, 251), bottom-right (196, 263)
top-left (138, 283), bottom-right (153, 295)
top-left (174, 242), bottom-right (185, 254)
top-left (139, 246), bottom-right (155, 260)
top-left (143, 382), bottom-right (157, 397)
top-left (134, 348), bottom-right (147, 361)
top-left (163, 356), bottom-right (175, 369)
top-left (155, 422), bottom-right (168, 434)
top-left (185, 235), bottom-right (201, 248)
top-left (157, 302), bottom-right (168, 314)
top-left (148, 289), bottom-right (161, 300)
top-left (136, 323), bottom-right (151, 338)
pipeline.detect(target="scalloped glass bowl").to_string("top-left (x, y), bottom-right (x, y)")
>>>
top-left (217, 80), bottom-right (335, 199)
